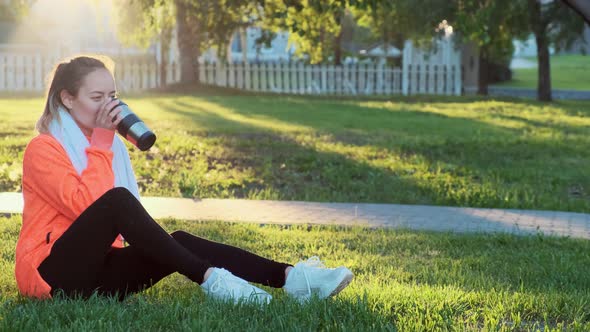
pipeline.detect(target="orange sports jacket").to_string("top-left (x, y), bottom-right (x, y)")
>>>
top-left (15, 127), bottom-right (124, 299)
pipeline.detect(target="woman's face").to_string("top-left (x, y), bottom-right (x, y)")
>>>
top-left (61, 68), bottom-right (117, 136)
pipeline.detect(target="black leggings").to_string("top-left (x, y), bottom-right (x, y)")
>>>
top-left (38, 187), bottom-right (291, 300)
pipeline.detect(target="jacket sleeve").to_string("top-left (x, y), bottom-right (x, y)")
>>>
top-left (22, 130), bottom-right (116, 220)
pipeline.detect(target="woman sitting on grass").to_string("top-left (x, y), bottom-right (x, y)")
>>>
top-left (14, 55), bottom-right (353, 304)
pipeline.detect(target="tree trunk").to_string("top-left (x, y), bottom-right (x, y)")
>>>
top-left (334, 12), bottom-right (343, 66)
top-left (477, 52), bottom-right (489, 95)
top-left (240, 27), bottom-right (248, 63)
top-left (226, 33), bottom-right (233, 64)
top-left (535, 33), bottom-right (552, 101)
top-left (381, 18), bottom-right (389, 66)
top-left (174, 0), bottom-right (199, 83)
top-left (334, 30), bottom-right (342, 65)
top-left (159, 27), bottom-right (172, 86)
top-left (528, 0), bottom-right (552, 101)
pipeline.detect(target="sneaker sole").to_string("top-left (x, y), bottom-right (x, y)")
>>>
top-left (328, 269), bottom-right (354, 297)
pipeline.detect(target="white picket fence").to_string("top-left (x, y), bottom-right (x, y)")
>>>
top-left (0, 40), bottom-right (462, 96)
top-left (199, 62), bottom-right (403, 95)
top-left (0, 47), bottom-right (181, 93)
top-left (402, 40), bottom-right (462, 96)
top-left (111, 59), bottom-right (181, 92)
top-left (0, 52), bottom-right (57, 92)
top-left (198, 61), bottom-right (461, 96)
top-left (198, 39), bottom-right (462, 96)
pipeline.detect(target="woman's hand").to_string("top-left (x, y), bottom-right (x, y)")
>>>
top-left (95, 98), bottom-right (124, 131)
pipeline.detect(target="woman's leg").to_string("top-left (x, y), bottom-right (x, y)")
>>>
top-left (171, 231), bottom-right (291, 288)
top-left (93, 231), bottom-right (292, 300)
top-left (93, 245), bottom-right (177, 300)
top-left (38, 187), bottom-right (211, 298)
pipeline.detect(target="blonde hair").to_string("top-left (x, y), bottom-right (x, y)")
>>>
top-left (37, 55), bottom-right (115, 133)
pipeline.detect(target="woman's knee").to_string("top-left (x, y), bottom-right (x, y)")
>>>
top-left (90, 187), bottom-right (141, 218)
top-left (103, 187), bottom-right (134, 200)
top-left (96, 187), bottom-right (137, 207)
top-left (171, 231), bottom-right (202, 247)
top-left (170, 230), bottom-right (189, 241)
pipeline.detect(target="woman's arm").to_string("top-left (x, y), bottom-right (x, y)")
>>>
top-left (22, 129), bottom-right (116, 220)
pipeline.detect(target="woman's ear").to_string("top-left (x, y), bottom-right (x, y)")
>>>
top-left (59, 89), bottom-right (74, 110)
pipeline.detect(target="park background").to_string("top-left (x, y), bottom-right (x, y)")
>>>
top-left (1, 0), bottom-right (590, 330)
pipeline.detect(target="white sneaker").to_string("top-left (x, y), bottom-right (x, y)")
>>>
top-left (201, 268), bottom-right (272, 305)
top-left (283, 256), bottom-right (354, 302)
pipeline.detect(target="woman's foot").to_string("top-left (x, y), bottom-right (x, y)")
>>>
top-left (283, 256), bottom-right (353, 302)
top-left (201, 268), bottom-right (272, 305)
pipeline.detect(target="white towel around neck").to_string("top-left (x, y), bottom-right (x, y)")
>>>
top-left (48, 107), bottom-right (140, 200)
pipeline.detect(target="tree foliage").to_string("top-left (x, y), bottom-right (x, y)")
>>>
top-left (453, 0), bottom-right (528, 63)
top-left (538, 0), bottom-right (587, 52)
top-left (258, 0), bottom-right (348, 64)
top-left (111, 0), bottom-right (263, 81)
top-left (113, 0), bottom-right (262, 57)
top-left (354, 0), bottom-right (454, 49)
top-left (0, 0), bottom-right (33, 21)
top-left (6, 0), bottom-right (580, 92)
top-left (524, 0), bottom-right (587, 101)
top-left (111, 0), bottom-right (175, 49)
top-left (449, 0), bottom-right (529, 94)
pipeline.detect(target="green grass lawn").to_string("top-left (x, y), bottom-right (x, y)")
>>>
top-left (1, 215), bottom-right (589, 330)
top-left (1, 93), bottom-right (589, 213)
top-left (495, 55), bottom-right (590, 91)
top-left (1, 92), bottom-right (590, 329)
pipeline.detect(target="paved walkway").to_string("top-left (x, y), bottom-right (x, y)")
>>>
top-left (1, 192), bottom-right (589, 239)
top-left (489, 86), bottom-right (590, 100)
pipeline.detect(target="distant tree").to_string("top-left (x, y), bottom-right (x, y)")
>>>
top-left (351, 0), bottom-right (526, 94)
top-left (448, 0), bottom-right (529, 95)
top-left (524, 0), bottom-right (587, 101)
top-left (354, 0), bottom-right (450, 49)
top-left (114, 0), bottom-right (261, 83)
top-left (261, 0), bottom-right (443, 65)
top-left (259, 0), bottom-right (347, 64)
top-left (0, 0), bottom-right (33, 21)
top-left (353, 0), bottom-right (404, 62)
top-left (352, 0), bottom-right (437, 65)
top-left (111, 0), bottom-right (174, 85)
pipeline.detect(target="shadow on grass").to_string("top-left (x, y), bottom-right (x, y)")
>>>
top-left (202, 94), bottom-right (589, 149)
top-left (151, 98), bottom-right (432, 204)
top-left (499, 115), bottom-right (588, 136)
top-left (185, 95), bottom-right (589, 211)
top-left (147, 82), bottom-right (554, 105)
